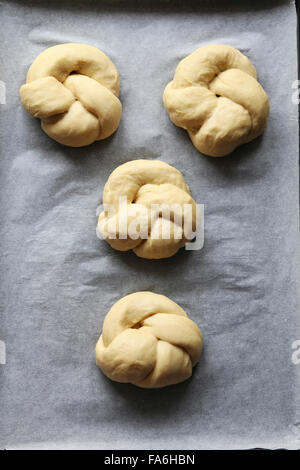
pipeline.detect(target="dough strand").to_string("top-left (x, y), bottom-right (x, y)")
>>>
top-left (163, 44), bottom-right (269, 157)
top-left (95, 292), bottom-right (203, 388)
top-left (20, 43), bottom-right (122, 147)
top-left (98, 159), bottom-right (201, 259)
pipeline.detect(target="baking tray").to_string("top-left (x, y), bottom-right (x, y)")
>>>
top-left (0, 0), bottom-right (299, 450)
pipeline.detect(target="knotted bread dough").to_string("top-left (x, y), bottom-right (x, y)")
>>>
top-left (20, 43), bottom-right (122, 147)
top-left (97, 159), bottom-right (200, 259)
top-left (95, 292), bottom-right (203, 388)
top-left (163, 44), bottom-right (269, 157)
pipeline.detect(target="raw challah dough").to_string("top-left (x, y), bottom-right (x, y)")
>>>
top-left (97, 159), bottom-right (200, 259)
top-left (20, 43), bottom-right (122, 147)
top-left (95, 292), bottom-right (203, 388)
top-left (163, 44), bottom-right (269, 157)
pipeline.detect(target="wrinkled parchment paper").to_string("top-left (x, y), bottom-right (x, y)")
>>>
top-left (0, 0), bottom-right (299, 450)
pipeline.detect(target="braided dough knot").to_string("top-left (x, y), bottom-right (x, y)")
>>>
top-left (95, 292), bottom-right (203, 388)
top-left (20, 43), bottom-right (122, 147)
top-left (98, 160), bottom-right (200, 259)
top-left (163, 44), bottom-right (269, 157)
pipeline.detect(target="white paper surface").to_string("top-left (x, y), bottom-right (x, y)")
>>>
top-left (0, 0), bottom-right (299, 449)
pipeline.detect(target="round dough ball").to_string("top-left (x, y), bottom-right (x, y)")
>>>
top-left (20, 43), bottom-right (122, 147)
top-left (95, 292), bottom-right (203, 388)
top-left (163, 44), bottom-right (269, 157)
top-left (97, 159), bottom-right (201, 259)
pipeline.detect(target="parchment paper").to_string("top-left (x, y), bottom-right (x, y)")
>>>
top-left (0, 0), bottom-right (299, 450)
